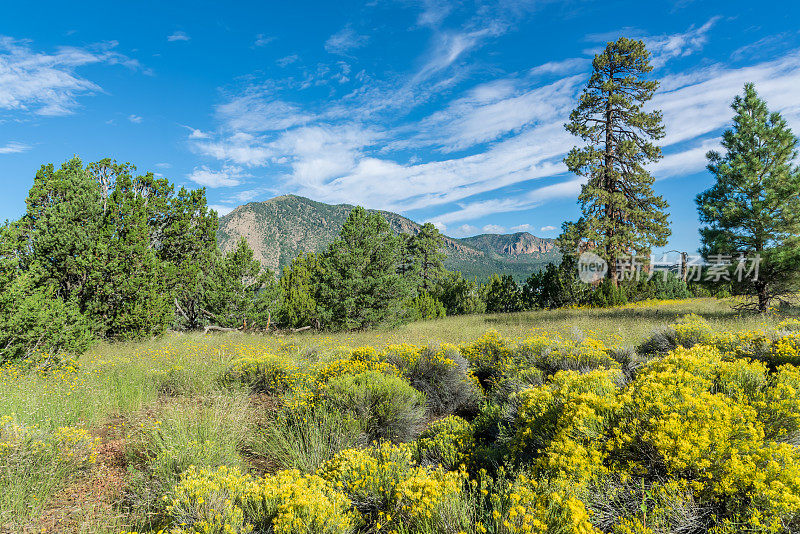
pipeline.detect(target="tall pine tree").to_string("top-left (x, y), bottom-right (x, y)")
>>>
top-left (697, 83), bottom-right (800, 313)
top-left (318, 207), bottom-right (409, 330)
top-left (564, 37), bottom-right (670, 284)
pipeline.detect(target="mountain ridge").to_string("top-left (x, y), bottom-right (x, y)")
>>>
top-left (217, 195), bottom-right (559, 281)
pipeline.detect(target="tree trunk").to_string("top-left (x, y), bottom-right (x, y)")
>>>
top-left (604, 72), bottom-right (617, 287)
top-left (757, 280), bottom-right (768, 314)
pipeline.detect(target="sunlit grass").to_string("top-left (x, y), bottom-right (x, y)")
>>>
top-left (0, 296), bottom-right (795, 531)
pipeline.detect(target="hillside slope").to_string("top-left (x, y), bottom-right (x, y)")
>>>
top-left (217, 195), bottom-right (559, 281)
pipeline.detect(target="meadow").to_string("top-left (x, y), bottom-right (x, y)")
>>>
top-left (1, 297), bottom-right (799, 533)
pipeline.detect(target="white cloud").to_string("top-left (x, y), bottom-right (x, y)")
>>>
top-left (182, 125), bottom-right (210, 139)
top-left (128, 114), bottom-right (142, 123)
top-left (0, 36), bottom-right (142, 116)
top-left (167, 31), bottom-right (190, 42)
top-left (430, 221), bottom-right (447, 232)
top-left (450, 224), bottom-right (479, 237)
top-left (191, 26), bottom-right (800, 232)
top-left (187, 165), bottom-right (247, 188)
top-left (645, 17), bottom-right (720, 67)
top-left (208, 204), bottom-right (234, 215)
top-left (540, 225), bottom-right (557, 232)
top-left (325, 26), bottom-right (368, 55)
top-left (216, 92), bottom-right (314, 133)
top-left (417, 0), bottom-right (452, 28)
top-left (482, 224), bottom-right (506, 233)
top-left (276, 54), bottom-right (299, 67)
top-left (510, 223), bottom-right (532, 232)
top-left (0, 141), bottom-right (31, 154)
top-left (253, 34), bottom-right (275, 47)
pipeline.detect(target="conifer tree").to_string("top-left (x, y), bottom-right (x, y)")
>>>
top-left (697, 83), bottom-right (800, 312)
top-left (410, 223), bottom-right (446, 293)
top-left (279, 252), bottom-right (323, 329)
top-left (318, 207), bottom-right (409, 329)
top-left (21, 158), bottom-right (103, 308)
top-left (564, 37), bottom-right (670, 284)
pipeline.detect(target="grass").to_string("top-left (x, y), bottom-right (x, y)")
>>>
top-left (0, 296), bottom-right (796, 532)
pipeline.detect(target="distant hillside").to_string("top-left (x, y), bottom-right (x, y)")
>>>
top-left (217, 195), bottom-right (559, 281)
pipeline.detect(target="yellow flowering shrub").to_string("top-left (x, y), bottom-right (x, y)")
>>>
top-left (164, 465), bottom-right (356, 534)
top-left (460, 330), bottom-right (513, 385)
top-left (0, 415), bottom-right (98, 466)
top-left (513, 334), bottom-right (618, 375)
top-left (318, 442), bottom-right (464, 531)
top-left (222, 354), bottom-right (301, 395)
top-left (413, 415), bottom-right (474, 470)
top-left (671, 313), bottom-right (715, 347)
top-left (0, 415), bottom-right (98, 525)
top-left (486, 472), bottom-right (602, 534)
top-left (510, 368), bottom-right (621, 487)
top-left (609, 346), bottom-right (800, 530)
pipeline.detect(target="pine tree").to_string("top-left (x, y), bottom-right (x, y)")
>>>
top-left (697, 83), bottom-right (800, 313)
top-left (205, 238), bottom-right (278, 329)
top-left (89, 170), bottom-right (173, 339)
top-left (318, 207), bottom-right (409, 329)
top-left (159, 188), bottom-right (219, 328)
top-left (565, 37), bottom-right (670, 284)
top-left (409, 223), bottom-right (446, 293)
top-left (21, 158), bottom-right (103, 308)
top-left (483, 274), bottom-right (522, 313)
top-left (279, 252), bottom-right (323, 329)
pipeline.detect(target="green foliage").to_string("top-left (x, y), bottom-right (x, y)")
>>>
top-left (409, 292), bottom-right (446, 320)
top-left (1, 157), bottom-right (228, 355)
top-left (483, 274), bottom-right (523, 313)
top-left (697, 83), bottom-right (800, 312)
top-left (382, 343), bottom-right (482, 416)
top-left (588, 278), bottom-right (629, 308)
top-left (318, 207), bottom-right (411, 330)
top-left (279, 252), bottom-right (323, 329)
top-left (432, 270), bottom-right (486, 315)
top-left (564, 38), bottom-right (670, 282)
top-left (408, 222), bottom-right (446, 293)
top-left (0, 277), bottom-right (94, 363)
top-left (205, 238), bottom-right (281, 329)
top-left (522, 254), bottom-right (587, 309)
top-left (322, 370), bottom-right (426, 443)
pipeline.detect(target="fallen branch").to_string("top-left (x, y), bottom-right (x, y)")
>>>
top-left (203, 325), bottom-right (241, 334)
top-left (174, 298), bottom-right (189, 322)
top-left (291, 326), bottom-right (312, 333)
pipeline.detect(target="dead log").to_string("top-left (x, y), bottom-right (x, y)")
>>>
top-left (203, 325), bottom-right (240, 334)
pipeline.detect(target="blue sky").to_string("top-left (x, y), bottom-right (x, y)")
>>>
top-left (1, 0), bottom-right (799, 253)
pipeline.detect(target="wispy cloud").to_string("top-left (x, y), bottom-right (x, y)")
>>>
top-left (325, 26), bottom-right (368, 55)
top-left (482, 224), bottom-right (506, 233)
top-left (167, 31), bottom-right (190, 42)
top-left (644, 17), bottom-right (720, 67)
top-left (540, 225), bottom-right (557, 232)
top-left (188, 21), bottom-right (800, 230)
top-left (0, 36), bottom-right (143, 116)
top-left (187, 165), bottom-right (247, 188)
top-left (128, 114), bottom-right (142, 123)
top-left (253, 34), bottom-right (275, 47)
top-left (0, 141), bottom-right (31, 154)
top-left (276, 54), bottom-right (299, 67)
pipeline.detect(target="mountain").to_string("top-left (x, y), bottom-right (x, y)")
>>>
top-left (216, 195), bottom-right (559, 281)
